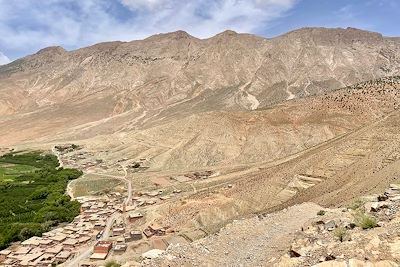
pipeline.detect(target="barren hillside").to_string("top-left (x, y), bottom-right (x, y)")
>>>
top-left (0, 27), bottom-right (399, 136)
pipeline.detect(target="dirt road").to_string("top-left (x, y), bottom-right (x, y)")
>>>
top-left (65, 164), bottom-right (131, 267)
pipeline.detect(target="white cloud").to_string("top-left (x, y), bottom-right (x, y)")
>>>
top-left (121, 0), bottom-right (299, 36)
top-left (121, 0), bottom-right (170, 10)
top-left (0, 0), bottom-right (299, 59)
top-left (0, 52), bottom-right (10, 65)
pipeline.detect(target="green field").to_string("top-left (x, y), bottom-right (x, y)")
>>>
top-left (71, 175), bottom-right (122, 197)
top-left (0, 151), bottom-right (82, 249)
top-left (0, 163), bottom-right (37, 182)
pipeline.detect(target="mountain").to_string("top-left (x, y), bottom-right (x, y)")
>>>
top-left (0, 27), bottom-right (399, 120)
top-left (2, 27), bottom-right (400, 265)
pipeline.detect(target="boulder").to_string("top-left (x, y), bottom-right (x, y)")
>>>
top-left (142, 249), bottom-right (165, 259)
top-left (377, 194), bottom-right (389, 201)
top-left (288, 249), bottom-right (301, 258)
top-left (324, 220), bottom-right (336, 231)
top-left (364, 201), bottom-right (389, 212)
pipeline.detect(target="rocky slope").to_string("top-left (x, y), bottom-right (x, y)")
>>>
top-left (0, 27), bottom-right (399, 122)
top-left (144, 184), bottom-right (400, 267)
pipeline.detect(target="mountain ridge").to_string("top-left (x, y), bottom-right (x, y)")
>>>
top-left (0, 27), bottom-right (400, 146)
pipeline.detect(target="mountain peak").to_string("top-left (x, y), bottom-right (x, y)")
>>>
top-left (36, 46), bottom-right (66, 56)
top-left (212, 30), bottom-right (238, 38)
top-left (145, 30), bottom-right (195, 41)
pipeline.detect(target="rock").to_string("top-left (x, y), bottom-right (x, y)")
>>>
top-left (340, 217), bottom-right (357, 229)
top-left (325, 254), bottom-right (336, 261)
top-left (364, 201), bottom-right (389, 212)
top-left (122, 261), bottom-right (141, 267)
top-left (348, 258), bottom-right (365, 267)
top-left (142, 249), bottom-right (165, 259)
top-left (313, 261), bottom-right (347, 267)
top-left (377, 194), bottom-right (389, 201)
top-left (389, 184), bottom-right (400, 190)
top-left (316, 240), bottom-right (328, 247)
top-left (288, 249), bottom-right (301, 258)
top-left (276, 254), bottom-right (302, 267)
top-left (366, 236), bottom-right (381, 251)
top-left (375, 260), bottom-right (398, 267)
top-left (371, 202), bottom-right (389, 211)
top-left (324, 220), bottom-right (336, 231)
top-left (389, 239), bottom-right (400, 258)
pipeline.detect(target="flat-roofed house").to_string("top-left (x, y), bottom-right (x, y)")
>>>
top-left (21, 236), bottom-right (41, 246)
top-left (62, 238), bottom-right (79, 250)
top-left (0, 249), bottom-right (11, 262)
top-left (111, 227), bottom-right (125, 236)
top-left (93, 241), bottom-right (112, 254)
top-left (55, 251), bottom-right (71, 262)
top-left (45, 245), bottom-right (63, 255)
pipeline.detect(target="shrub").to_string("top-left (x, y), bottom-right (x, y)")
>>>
top-left (354, 212), bottom-right (378, 229)
top-left (333, 226), bottom-right (348, 242)
top-left (348, 199), bottom-right (364, 211)
top-left (105, 260), bottom-right (121, 267)
top-left (317, 210), bottom-right (326, 216)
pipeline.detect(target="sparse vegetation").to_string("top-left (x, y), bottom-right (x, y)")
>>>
top-left (354, 212), bottom-right (378, 229)
top-left (105, 260), bottom-right (121, 267)
top-left (317, 210), bottom-right (326, 216)
top-left (0, 151), bottom-right (82, 249)
top-left (348, 199), bottom-right (364, 211)
top-left (333, 226), bottom-right (348, 242)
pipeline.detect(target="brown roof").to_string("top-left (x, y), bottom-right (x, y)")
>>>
top-left (62, 238), bottom-right (78, 245)
top-left (45, 245), bottom-right (63, 254)
top-left (90, 252), bottom-right (108, 260)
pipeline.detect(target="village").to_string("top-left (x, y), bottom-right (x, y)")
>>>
top-left (0, 144), bottom-right (216, 267)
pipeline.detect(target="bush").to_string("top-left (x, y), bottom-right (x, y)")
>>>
top-left (354, 212), bottom-right (378, 229)
top-left (105, 260), bottom-right (121, 267)
top-left (348, 199), bottom-right (364, 211)
top-left (333, 226), bottom-right (348, 242)
top-left (317, 210), bottom-right (326, 216)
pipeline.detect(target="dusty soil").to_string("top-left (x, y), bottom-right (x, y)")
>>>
top-left (143, 203), bottom-right (323, 267)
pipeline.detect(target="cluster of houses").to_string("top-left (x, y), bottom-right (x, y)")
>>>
top-left (0, 194), bottom-right (124, 267)
top-left (129, 189), bottom-right (182, 209)
top-left (55, 145), bottom-right (111, 171)
top-left (0, 226), bottom-right (93, 266)
top-left (61, 151), bottom-right (106, 170)
top-left (54, 144), bottom-right (81, 154)
top-left (0, 144), bottom-right (202, 266)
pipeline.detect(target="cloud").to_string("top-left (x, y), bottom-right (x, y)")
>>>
top-left (121, 0), bottom-right (299, 37)
top-left (0, 0), bottom-right (299, 60)
top-left (0, 52), bottom-right (10, 65)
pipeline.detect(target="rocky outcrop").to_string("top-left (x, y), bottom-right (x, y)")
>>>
top-left (276, 185), bottom-right (400, 266)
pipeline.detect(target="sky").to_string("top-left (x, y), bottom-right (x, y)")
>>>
top-left (0, 0), bottom-right (399, 64)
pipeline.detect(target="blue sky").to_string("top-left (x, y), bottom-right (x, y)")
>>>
top-left (0, 0), bottom-right (399, 64)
